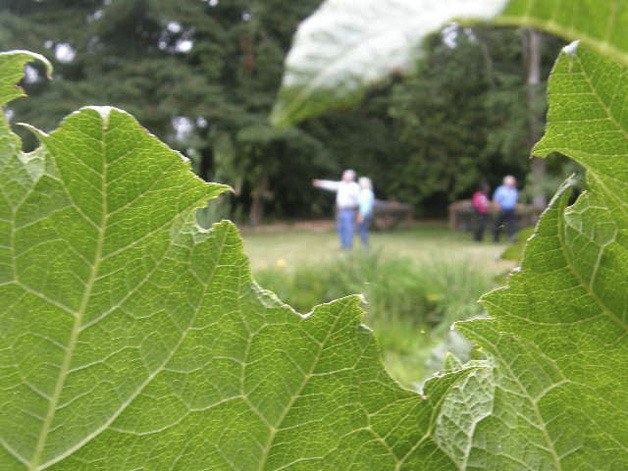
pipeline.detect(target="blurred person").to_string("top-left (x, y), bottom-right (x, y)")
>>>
top-left (357, 176), bottom-right (375, 248)
top-left (313, 169), bottom-right (360, 249)
top-left (472, 182), bottom-right (490, 242)
top-left (492, 175), bottom-right (518, 242)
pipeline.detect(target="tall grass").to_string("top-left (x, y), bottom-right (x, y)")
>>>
top-left (254, 251), bottom-right (497, 388)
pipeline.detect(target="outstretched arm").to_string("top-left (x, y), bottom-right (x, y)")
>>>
top-left (312, 179), bottom-right (340, 192)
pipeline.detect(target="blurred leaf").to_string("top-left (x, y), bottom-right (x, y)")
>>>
top-left (272, 0), bottom-right (627, 127)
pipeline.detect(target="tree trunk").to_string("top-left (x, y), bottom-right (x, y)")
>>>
top-left (526, 29), bottom-right (546, 209)
top-left (249, 175), bottom-right (269, 226)
top-left (199, 146), bottom-right (214, 181)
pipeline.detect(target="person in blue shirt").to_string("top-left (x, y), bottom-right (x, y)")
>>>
top-left (492, 175), bottom-right (518, 242)
top-left (357, 177), bottom-right (375, 248)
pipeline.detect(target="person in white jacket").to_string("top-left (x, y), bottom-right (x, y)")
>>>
top-left (313, 169), bottom-right (360, 249)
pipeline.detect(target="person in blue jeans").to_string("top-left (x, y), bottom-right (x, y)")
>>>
top-left (492, 175), bottom-right (518, 242)
top-left (313, 169), bottom-right (360, 249)
top-left (357, 177), bottom-right (375, 248)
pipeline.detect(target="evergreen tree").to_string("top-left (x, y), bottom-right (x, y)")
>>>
top-left (0, 0), bottom-right (328, 223)
top-left (0, 3), bottom-right (570, 219)
top-left (386, 26), bottom-right (565, 211)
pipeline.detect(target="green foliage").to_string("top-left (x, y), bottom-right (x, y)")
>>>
top-left (255, 252), bottom-right (493, 328)
top-left (0, 1), bottom-right (578, 219)
top-left (298, 92), bottom-right (409, 215)
top-left (1, 52), bottom-right (474, 470)
top-left (272, 0), bottom-right (627, 127)
top-left (466, 16), bottom-right (626, 470)
top-left (270, 0), bottom-right (509, 127)
top-left (2, 0), bottom-right (627, 467)
top-left (255, 252), bottom-right (494, 387)
top-left (0, 0), bottom-right (330, 222)
top-left (387, 29), bottom-right (509, 203)
top-left (0, 51), bottom-right (50, 105)
top-left (302, 26), bottom-right (568, 213)
top-left (497, 0), bottom-right (627, 65)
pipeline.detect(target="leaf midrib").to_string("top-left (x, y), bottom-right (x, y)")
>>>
top-left (28, 125), bottom-right (109, 471)
top-left (39, 225), bottom-right (232, 470)
top-left (556, 185), bottom-right (625, 331)
top-left (460, 328), bottom-right (564, 470)
top-left (256, 302), bottom-right (346, 471)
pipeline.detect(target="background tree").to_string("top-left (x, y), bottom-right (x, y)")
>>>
top-left (525, 28), bottom-right (547, 209)
top-left (0, 1), bottom-right (572, 220)
top-left (0, 0), bottom-right (331, 224)
top-left (384, 26), bottom-right (566, 212)
top-left (388, 29), bottom-right (491, 213)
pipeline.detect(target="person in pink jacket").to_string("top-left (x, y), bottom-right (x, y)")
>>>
top-left (472, 182), bottom-right (490, 242)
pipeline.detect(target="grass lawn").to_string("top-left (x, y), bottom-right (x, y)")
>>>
top-left (240, 221), bottom-right (518, 389)
top-left (241, 221), bottom-right (513, 275)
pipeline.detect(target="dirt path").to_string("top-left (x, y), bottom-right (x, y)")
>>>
top-left (238, 219), bottom-right (336, 234)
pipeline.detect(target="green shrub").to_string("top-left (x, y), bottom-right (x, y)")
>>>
top-left (255, 251), bottom-right (495, 386)
top-left (256, 252), bottom-right (493, 326)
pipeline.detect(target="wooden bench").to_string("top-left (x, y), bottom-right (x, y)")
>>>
top-left (372, 200), bottom-right (413, 231)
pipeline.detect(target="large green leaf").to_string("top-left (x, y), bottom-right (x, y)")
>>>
top-left (2, 38), bottom-right (627, 470)
top-left (455, 44), bottom-right (627, 469)
top-left (271, 0), bottom-right (627, 127)
top-left (534, 44), bottom-right (628, 202)
top-left (0, 52), bottom-right (480, 470)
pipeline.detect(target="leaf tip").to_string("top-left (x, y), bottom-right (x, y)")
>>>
top-left (0, 50), bottom-right (53, 106)
top-left (561, 40), bottom-right (581, 57)
top-left (83, 105), bottom-right (116, 121)
top-left (16, 122), bottom-right (47, 140)
top-left (206, 183), bottom-right (233, 199)
top-left (269, 106), bottom-right (289, 129)
top-left (2, 49), bottom-right (53, 76)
